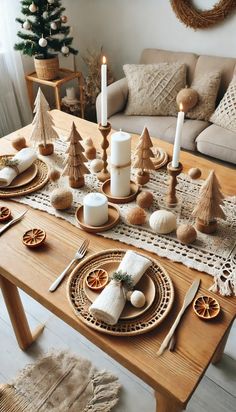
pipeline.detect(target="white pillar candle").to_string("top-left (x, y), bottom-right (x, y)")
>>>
top-left (110, 130), bottom-right (131, 197)
top-left (66, 87), bottom-right (76, 100)
top-left (172, 104), bottom-right (185, 168)
top-left (83, 193), bottom-right (108, 227)
top-left (101, 56), bottom-right (107, 126)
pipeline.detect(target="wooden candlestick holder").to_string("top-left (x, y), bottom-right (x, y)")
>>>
top-left (166, 162), bottom-right (183, 206)
top-left (97, 122), bottom-right (111, 182)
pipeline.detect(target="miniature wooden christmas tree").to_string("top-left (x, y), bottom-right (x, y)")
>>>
top-left (133, 127), bottom-right (155, 185)
top-left (192, 170), bottom-right (226, 234)
top-left (30, 88), bottom-right (58, 155)
top-left (62, 122), bottom-right (90, 188)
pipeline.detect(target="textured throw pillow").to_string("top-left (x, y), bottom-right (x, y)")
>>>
top-left (186, 71), bottom-right (221, 121)
top-left (210, 76), bottom-right (236, 133)
top-left (123, 63), bottom-right (186, 116)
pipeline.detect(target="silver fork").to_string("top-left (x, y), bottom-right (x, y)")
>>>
top-left (49, 239), bottom-right (89, 292)
top-left (0, 210), bottom-right (27, 236)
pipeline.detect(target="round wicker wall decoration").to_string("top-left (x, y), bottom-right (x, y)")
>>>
top-left (170, 0), bottom-right (236, 30)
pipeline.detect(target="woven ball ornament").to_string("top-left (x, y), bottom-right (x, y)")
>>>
top-left (49, 168), bottom-right (61, 182)
top-left (176, 87), bottom-right (198, 112)
top-left (12, 136), bottom-right (27, 151)
top-left (136, 191), bottom-right (154, 209)
top-left (149, 210), bottom-right (177, 234)
top-left (39, 37), bottom-right (47, 48)
top-left (126, 207), bottom-right (146, 226)
top-left (29, 2), bottom-right (37, 13)
top-left (50, 188), bottom-right (73, 210)
top-left (176, 224), bottom-right (197, 245)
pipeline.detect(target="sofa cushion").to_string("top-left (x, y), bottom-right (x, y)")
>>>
top-left (196, 124), bottom-right (236, 164)
top-left (123, 63), bottom-right (186, 117)
top-left (109, 113), bottom-right (208, 151)
top-left (210, 76), bottom-right (236, 133)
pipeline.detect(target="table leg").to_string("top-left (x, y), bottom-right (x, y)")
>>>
top-left (155, 392), bottom-right (183, 412)
top-left (0, 276), bottom-right (44, 351)
top-left (212, 324), bottom-right (232, 364)
top-left (78, 75), bottom-right (85, 119)
top-left (25, 79), bottom-right (34, 111)
top-left (55, 86), bottom-right (61, 110)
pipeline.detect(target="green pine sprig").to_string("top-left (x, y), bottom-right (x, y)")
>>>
top-left (111, 271), bottom-right (133, 290)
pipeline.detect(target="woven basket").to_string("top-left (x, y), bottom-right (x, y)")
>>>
top-left (34, 55), bottom-right (59, 80)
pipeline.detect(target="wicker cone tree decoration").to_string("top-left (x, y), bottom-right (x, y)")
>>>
top-left (30, 88), bottom-right (59, 155)
top-left (63, 122), bottom-right (90, 188)
top-left (192, 170), bottom-right (226, 234)
top-left (133, 127), bottom-right (155, 185)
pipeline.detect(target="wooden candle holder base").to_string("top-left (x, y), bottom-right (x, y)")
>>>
top-left (136, 171), bottom-right (150, 186)
top-left (97, 122), bottom-right (111, 183)
top-left (38, 143), bottom-right (54, 156)
top-left (195, 218), bottom-right (217, 234)
top-left (69, 176), bottom-right (84, 188)
top-left (166, 162), bottom-right (183, 207)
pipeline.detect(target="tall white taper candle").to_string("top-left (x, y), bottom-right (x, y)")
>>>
top-left (172, 104), bottom-right (185, 168)
top-left (101, 56), bottom-right (107, 126)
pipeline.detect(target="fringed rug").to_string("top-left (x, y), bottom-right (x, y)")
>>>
top-left (0, 352), bottom-right (120, 412)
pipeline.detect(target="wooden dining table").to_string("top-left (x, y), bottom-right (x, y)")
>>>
top-left (0, 110), bottom-right (235, 412)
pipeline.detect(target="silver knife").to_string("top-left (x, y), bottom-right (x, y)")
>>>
top-left (156, 278), bottom-right (201, 356)
top-left (0, 210), bottom-right (27, 236)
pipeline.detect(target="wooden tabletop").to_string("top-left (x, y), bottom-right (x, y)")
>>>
top-left (0, 110), bottom-right (235, 409)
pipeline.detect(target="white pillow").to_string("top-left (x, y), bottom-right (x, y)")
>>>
top-left (210, 76), bottom-right (236, 133)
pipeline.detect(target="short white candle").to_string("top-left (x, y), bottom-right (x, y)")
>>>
top-left (110, 130), bottom-right (131, 197)
top-left (101, 56), bottom-right (107, 126)
top-left (66, 87), bottom-right (76, 100)
top-left (84, 193), bottom-right (108, 227)
top-left (172, 104), bottom-right (185, 168)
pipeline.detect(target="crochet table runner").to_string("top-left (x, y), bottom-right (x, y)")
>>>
top-left (15, 137), bottom-right (236, 296)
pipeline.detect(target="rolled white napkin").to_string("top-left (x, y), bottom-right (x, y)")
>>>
top-left (0, 148), bottom-right (37, 188)
top-left (89, 250), bottom-right (152, 325)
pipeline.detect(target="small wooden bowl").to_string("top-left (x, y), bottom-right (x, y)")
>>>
top-left (85, 269), bottom-right (109, 291)
top-left (101, 179), bottom-right (139, 204)
top-left (22, 228), bottom-right (46, 248)
top-left (0, 206), bottom-right (11, 222)
top-left (75, 203), bottom-right (120, 233)
top-left (193, 295), bottom-right (220, 320)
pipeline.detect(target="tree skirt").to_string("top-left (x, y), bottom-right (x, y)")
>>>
top-left (0, 352), bottom-right (120, 412)
top-left (15, 137), bottom-right (236, 296)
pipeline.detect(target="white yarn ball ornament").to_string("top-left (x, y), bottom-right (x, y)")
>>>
top-left (42, 11), bottom-right (48, 19)
top-left (90, 159), bottom-right (103, 173)
top-left (29, 3), bottom-right (37, 12)
top-left (39, 37), bottom-right (48, 47)
top-left (130, 291), bottom-right (146, 308)
top-left (61, 45), bottom-right (69, 55)
top-left (149, 210), bottom-right (177, 234)
top-left (50, 22), bottom-right (57, 30)
top-left (23, 20), bottom-right (31, 30)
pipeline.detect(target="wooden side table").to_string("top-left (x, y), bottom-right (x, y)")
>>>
top-left (25, 68), bottom-right (85, 118)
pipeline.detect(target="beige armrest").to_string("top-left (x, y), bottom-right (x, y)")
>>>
top-left (96, 78), bottom-right (128, 123)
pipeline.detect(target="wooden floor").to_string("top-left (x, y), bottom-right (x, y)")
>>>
top-left (0, 290), bottom-right (235, 412)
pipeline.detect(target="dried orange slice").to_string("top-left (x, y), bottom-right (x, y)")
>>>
top-left (0, 206), bottom-right (11, 222)
top-left (193, 295), bottom-right (220, 320)
top-left (86, 269), bottom-right (109, 291)
top-left (23, 228), bottom-right (46, 248)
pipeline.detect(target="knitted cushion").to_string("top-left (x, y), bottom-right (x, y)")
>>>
top-left (210, 76), bottom-right (236, 133)
top-left (123, 63), bottom-right (186, 116)
top-left (187, 71), bottom-right (221, 121)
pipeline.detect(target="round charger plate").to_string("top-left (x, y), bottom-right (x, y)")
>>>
top-left (84, 273), bottom-right (156, 320)
top-left (0, 157), bottom-right (49, 198)
top-left (152, 147), bottom-right (169, 170)
top-left (75, 203), bottom-right (120, 233)
top-left (101, 179), bottom-right (140, 204)
top-left (67, 249), bottom-right (174, 336)
top-left (7, 163), bottom-right (38, 189)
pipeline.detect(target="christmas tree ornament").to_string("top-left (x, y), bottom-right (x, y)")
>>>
top-left (149, 210), bottom-right (177, 234)
top-left (39, 36), bottom-right (48, 48)
top-left (48, 0), bottom-right (55, 4)
top-left (136, 191), bottom-right (154, 209)
top-left (50, 22), bottom-right (57, 30)
top-left (12, 136), bottom-right (27, 151)
top-left (126, 207), bottom-right (146, 226)
top-left (176, 87), bottom-right (199, 112)
top-left (130, 291), bottom-right (146, 308)
top-left (176, 224), bottom-right (197, 245)
top-left (61, 45), bottom-right (69, 55)
top-left (90, 159), bottom-right (103, 173)
top-left (29, 2), bottom-right (37, 13)
top-left (61, 15), bottom-right (68, 23)
top-left (133, 127), bottom-right (155, 185)
top-left (23, 20), bottom-right (31, 30)
top-left (42, 11), bottom-right (49, 19)
top-left (50, 188), bottom-right (73, 210)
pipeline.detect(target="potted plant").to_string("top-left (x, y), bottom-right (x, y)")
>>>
top-left (15, 0), bottom-right (78, 80)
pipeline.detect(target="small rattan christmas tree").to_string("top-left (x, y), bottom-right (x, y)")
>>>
top-left (133, 127), bottom-right (155, 185)
top-left (63, 122), bottom-right (90, 188)
top-left (30, 87), bottom-right (59, 155)
top-left (192, 170), bottom-right (226, 233)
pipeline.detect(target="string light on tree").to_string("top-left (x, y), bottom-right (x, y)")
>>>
top-left (29, 2), bottom-right (37, 12)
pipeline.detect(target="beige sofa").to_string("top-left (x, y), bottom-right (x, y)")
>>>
top-left (96, 49), bottom-right (236, 165)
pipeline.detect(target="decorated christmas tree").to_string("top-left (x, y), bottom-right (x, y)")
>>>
top-left (133, 127), bottom-right (155, 185)
top-left (192, 170), bottom-right (226, 233)
top-left (63, 122), bottom-right (90, 188)
top-left (30, 87), bottom-right (59, 155)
